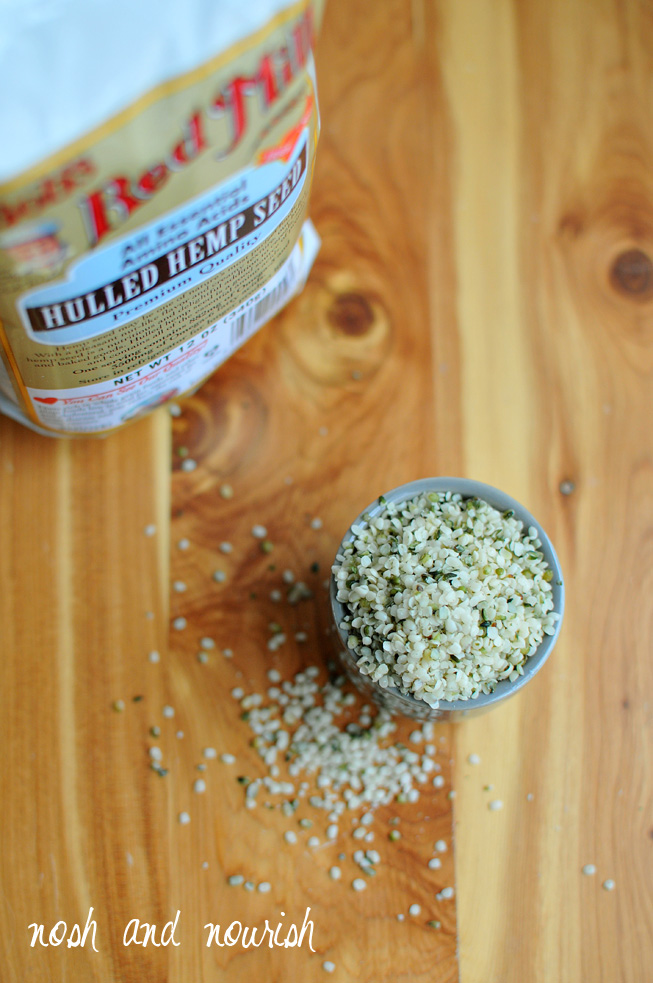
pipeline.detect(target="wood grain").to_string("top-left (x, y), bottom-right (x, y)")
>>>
top-left (158, 0), bottom-right (458, 978)
top-left (435, 1), bottom-right (653, 981)
top-left (0, 1), bottom-right (458, 981)
top-left (0, 410), bottom-right (171, 982)
top-left (1, 0), bottom-right (653, 981)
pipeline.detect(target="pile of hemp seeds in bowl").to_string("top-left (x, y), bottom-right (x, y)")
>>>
top-left (331, 488), bottom-right (562, 711)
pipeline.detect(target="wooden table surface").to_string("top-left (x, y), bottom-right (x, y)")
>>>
top-left (1, 1), bottom-right (652, 981)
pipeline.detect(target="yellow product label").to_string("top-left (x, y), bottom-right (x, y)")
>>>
top-left (0, 0), bottom-right (321, 435)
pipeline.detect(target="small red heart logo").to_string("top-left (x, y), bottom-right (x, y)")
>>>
top-left (33, 397), bottom-right (58, 404)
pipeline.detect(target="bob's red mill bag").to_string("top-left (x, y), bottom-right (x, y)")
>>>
top-left (0, 0), bottom-right (323, 436)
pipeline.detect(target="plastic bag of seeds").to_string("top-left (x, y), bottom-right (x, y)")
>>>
top-left (0, 0), bottom-right (323, 436)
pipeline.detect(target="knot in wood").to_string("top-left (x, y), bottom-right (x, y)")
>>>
top-left (610, 248), bottom-right (653, 298)
top-left (327, 293), bottom-right (374, 336)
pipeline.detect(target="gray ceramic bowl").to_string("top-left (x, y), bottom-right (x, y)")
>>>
top-left (330, 477), bottom-right (565, 721)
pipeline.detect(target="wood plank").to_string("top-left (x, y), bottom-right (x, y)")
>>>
top-left (436, 1), bottom-right (653, 981)
top-left (156, 0), bottom-right (458, 978)
top-left (0, 410), bottom-right (171, 981)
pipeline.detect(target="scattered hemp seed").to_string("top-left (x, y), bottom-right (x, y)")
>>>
top-left (447, 790), bottom-right (456, 800)
top-left (177, 446), bottom-right (188, 457)
top-left (435, 840), bottom-right (447, 852)
top-left (212, 569), bottom-right (227, 583)
top-left (203, 747), bottom-right (218, 759)
top-left (310, 517), bottom-right (323, 530)
top-left (231, 687), bottom-right (244, 700)
top-left (433, 775), bottom-right (445, 789)
top-left (202, 861), bottom-right (209, 870)
top-left (307, 836), bottom-right (320, 849)
top-left (436, 887), bottom-right (454, 900)
top-left (559, 480), bottom-right (575, 496)
top-left (219, 484), bottom-right (234, 499)
top-left (270, 589), bottom-right (282, 602)
top-left (162, 705), bottom-right (175, 718)
top-left (228, 874), bottom-right (244, 886)
top-left (468, 753), bottom-right (481, 765)
top-left (197, 651), bottom-right (209, 664)
top-left (267, 669), bottom-right (282, 683)
top-left (428, 920), bottom-right (441, 930)
top-left (223, 648), bottom-right (233, 658)
top-left (197, 763), bottom-right (207, 772)
top-left (251, 525), bottom-right (267, 539)
top-left (329, 866), bottom-right (341, 880)
top-left (488, 800), bottom-right (504, 811)
top-left (220, 753), bottom-right (236, 764)
top-left (219, 542), bottom-right (233, 554)
top-left (284, 831), bottom-right (298, 845)
top-left (113, 700), bottom-right (125, 712)
top-left (150, 726), bottom-right (161, 738)
top-left (176, 730), bottom-right (184, 739)
top-left (244, 881), bottom-right (255, 891)
top-left (172, 617), bottom-right (187, 630)
top-left (173, 580), bottom-right (187, 593)
top-left (408, 904), bottom-right (421, 917)
top-left (389, 830), bottom-right (401, 842)
top-left (177, 538), bottom-right (190, 550)
top-left (257, 882), bottom-right (271, 893)
top-left (149, 746), bottom-right (163, 761)
top-left (200, 637), bottom-right (216, 650)
top-left (144, 524), bottom-right (157, 537)
top-left (396, 913), bottom-right (405, 922)
top-left (194, 779), bottom-right (206, 794)
top-left (582, 864), bottom-right (597, 876)
top-left (181, 458), bottom-right (197, 472)
top-left (148, 650), bottom-right (160, 663)
top-left (428, 858), bottom-right (442, 870)
top-left (178, 812), bottom-right (191, 825)
top-left (602, 879), bottom-right (616, 891)
top-left (352, 878), bottom-right (367, 892)
top-left (168, 403), bottom-right (181, 417)
top-left (322, 961), bottom-right (336, 973)
top-left (260, 540), bottom-right (274, 554)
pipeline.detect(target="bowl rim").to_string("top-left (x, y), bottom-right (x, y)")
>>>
top-left (329, 476), bottom-right (566, 713)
